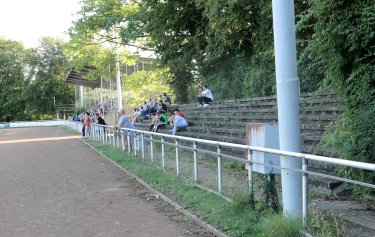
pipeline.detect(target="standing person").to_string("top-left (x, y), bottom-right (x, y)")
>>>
top-left (117, 109), bottom-right (135, 151)
top-left (96, 113), bottom-right (107, 137)
top-left (197, 85), bottom-right (213, 107)
top-left (171, 110), bottom-right (188, 135)
top-left (82, 112), bottom-right (91, 138)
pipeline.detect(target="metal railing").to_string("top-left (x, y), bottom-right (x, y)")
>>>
top-left (64, 121), bottom-right (375, 226)
top-left (3, 120), bottom-right (68, 128)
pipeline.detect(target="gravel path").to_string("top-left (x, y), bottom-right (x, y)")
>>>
top-left (0, 127), bottom-right (215, 237)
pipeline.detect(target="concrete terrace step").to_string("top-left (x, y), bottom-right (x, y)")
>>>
top-left (186, 126), bottom-right (245, 137)
top-left (184, 114), bottom-right (339, 124)
top-left (178, 102), bottom-right (277, 111)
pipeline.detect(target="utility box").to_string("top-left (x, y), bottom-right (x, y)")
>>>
top-left (246, 123), bottom-right (280, 174)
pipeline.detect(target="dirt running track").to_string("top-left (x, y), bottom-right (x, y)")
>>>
top-left (0, 127), bottom-right (215, 237)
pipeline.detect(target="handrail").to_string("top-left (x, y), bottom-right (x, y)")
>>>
top-left (104, 125), bottom-right (375, 172)
top-left (65, 120), bottom-right (375, 231)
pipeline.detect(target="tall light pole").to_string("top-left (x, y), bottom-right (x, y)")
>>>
top-left (272, 0), bottom-right (302, 217)
top-left (116, 48), bottom-right (123, 112)
top-left (53, 96), bottom-right (58, 119)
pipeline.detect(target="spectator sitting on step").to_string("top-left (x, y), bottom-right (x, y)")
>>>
top-left (149, 98), bottom-right (158, 114)
top-left (131, 108), bottom-right (141, 123)
top-left (162, 93), bottom-right (171, 105)
top-left (173, 108), bottom-right (185, 118)
top-left (158, 100), bottom-right (168, 114)
top-left (171, 109), bottom-right (188, 135)
top-left (169, 108), bottom-right (185, 129)
top-left (154, 112), bottom-right (169, 132)
top-left (142, 101), bottom-right (150, 114)
top-left (140, 107), bottom-right (148, 120)
top-left (149, 113), bottom-right (160, 132)
top-left (197, 84), bottom-right (213, 108)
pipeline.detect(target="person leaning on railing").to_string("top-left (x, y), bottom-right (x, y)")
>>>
top-left (116, 109), bottom-right (135, 152)
top-left (96, 113), bottom-right (107, 136)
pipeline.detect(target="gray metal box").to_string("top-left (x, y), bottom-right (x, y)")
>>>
top-left (246, 123), bottom-right (281, 174)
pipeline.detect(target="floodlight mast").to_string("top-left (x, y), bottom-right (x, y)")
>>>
top-left (116, 47), bottom-right (123, 112)
top-left (272, 0), bottom-right (302, 217)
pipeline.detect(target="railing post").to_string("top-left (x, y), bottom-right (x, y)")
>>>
top-left (217, 144), bottom-right (222, 194)
top-left (193, 141), bottom-right (198, 183)
top-left (175, 139), bottom-right (179, 175)
top-left (161, 136), bottom-right (165, 168)
top-left (117, 129), bottom-right (120, 148)
top-left (248, 148), bottom-right (254, 199)
top-left (92, 125), bottom-right (96, 140)
top-left (119, 130), bottom-right (123, 150)
top-left (141, 133), bottom-right (145, 160)
top-left (134, 131), bottom-right (137, 157)
top-left (150, 134), bottom-right (154, 162)
top-left (127, 130), bottom-right (131, 154)
top-left (108, 128), bottom-right (112, 146)
top-left (102, 127), bottom-right (105, 143)
top-left (302, 156), bottom-right (308, 226)
top-left (95, 125), bottom-right (98, 140)
top-left (112, 129), bottom-right (116, 147)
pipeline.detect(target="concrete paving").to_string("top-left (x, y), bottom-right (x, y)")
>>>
top-left (0, 127), bottom-right (211, 237)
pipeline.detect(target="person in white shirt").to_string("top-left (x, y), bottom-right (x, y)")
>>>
top-left (197, 85), bottom-right (213, 107)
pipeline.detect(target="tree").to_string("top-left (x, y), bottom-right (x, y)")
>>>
top-left (24, 37), bottom-right (75, 119)
top-left (0, 38), bottom-right (29, 121)
top-left (311, 0), bottom-right (375, 194)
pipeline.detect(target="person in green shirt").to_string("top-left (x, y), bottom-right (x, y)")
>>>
top-left (153, 112), bottom-right (169, 132)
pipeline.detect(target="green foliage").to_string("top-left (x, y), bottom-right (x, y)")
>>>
top-left (24, 37), bottom-right (75, 120)
top-left (306, 212), bottom-right (347, 237)
top-left (68, 0), bottom-right (374, 192)
top-left (319, 105), bottom-right (375, 195)
top-left (311, 1), bottom-right (375, 194)
top-left (0, 38), bottom-right (28, 121)
top-left (253, 214), bottom-right (302, 237)
top-left (87, 139), bottom-right (305, 237)
top-left (123, 67), bottom-right (173, 106)
top-left (0, 37), bottom-right (73, 121)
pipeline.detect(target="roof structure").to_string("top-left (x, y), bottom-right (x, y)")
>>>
top-left (65, 66), bottom-right (101, 88)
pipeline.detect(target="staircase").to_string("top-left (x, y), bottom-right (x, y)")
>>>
top-left (134, 92), bottom-right (343, 193)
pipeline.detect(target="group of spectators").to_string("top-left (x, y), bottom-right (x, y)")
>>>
top-left (71, 100), bottom-right (114, 138)
top-left (148, 108), bottom-right (187, 135)
top-left (75, 86), bottom-right (213, 139)
top-left (79, 110), bottom-right (107, 138)
top-left (126, 93), bottom-right (188, 135)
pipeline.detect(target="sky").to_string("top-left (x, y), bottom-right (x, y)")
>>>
top-left (0, 0), bottom-right (81, 48)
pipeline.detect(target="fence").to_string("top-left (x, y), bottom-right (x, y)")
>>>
top-left (2, 120), bottom-right (68, 128)
top-left (63, 120), bottom-right (375, 227)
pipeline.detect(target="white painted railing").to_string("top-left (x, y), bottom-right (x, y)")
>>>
top-left (63, 120), bottom-right (375, 226)
top-left (3, 120), bottom-right (68, 128)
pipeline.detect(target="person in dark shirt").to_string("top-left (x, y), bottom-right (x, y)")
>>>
top-left (96, 113), bottom-right (107, 136)
top-left (158, 100), bottom-right (168, 114)
top-left (162, 93), bottom-right (171, 105)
